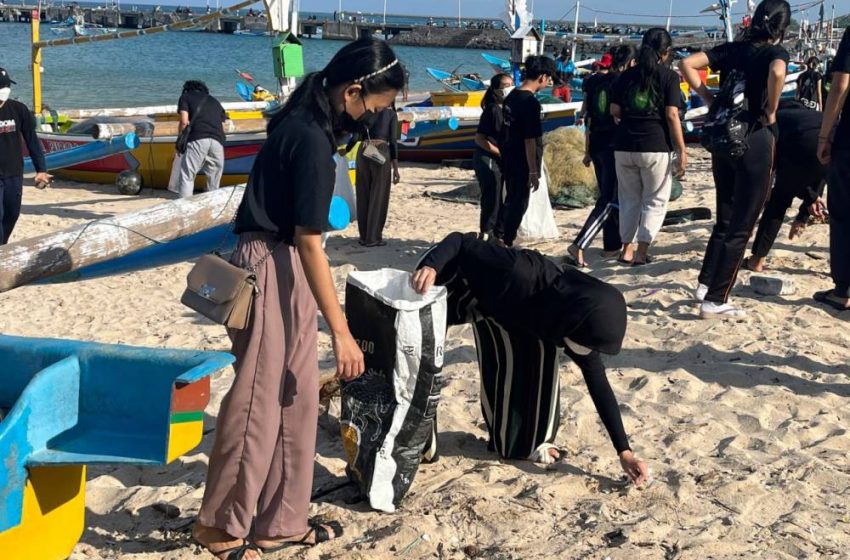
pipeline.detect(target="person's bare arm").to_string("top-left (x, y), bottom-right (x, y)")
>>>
top-left (294, 227), bottom-right (365, 380)
top-left (610, 102), bottom-right (622, 123)
top-left (178, 110), bottom-right (190, 133)
top-left (762, 59), bottom-right (787, 125)
top-left (818, 71), bottom-right (850, 164)
top-left (666, 106), bottom-right (687, 177)
top-left (680, 52), bottom-right (714, 105)
top-left (816, 78), bottom-right (823, 109)
top-left (474, 133), bottom-right (500, 156)
top-left (525, 137), bottom-right (540, 190)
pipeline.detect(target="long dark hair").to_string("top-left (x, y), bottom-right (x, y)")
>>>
top-left (481, 72), bottom-right (511, 108)
top-left (267, 38), bottom-right (405, 138)
top-left (612, 45), bottom-right (637, 72)
top-left (636, 28), bottom-right (672, 90)
top-left (743, 0), bottom-right (791, 44)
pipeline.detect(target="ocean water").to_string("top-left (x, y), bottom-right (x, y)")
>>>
top-left (0, 22), bottom-right (508, 109)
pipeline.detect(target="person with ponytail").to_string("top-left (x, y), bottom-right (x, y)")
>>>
top-left (566, 45), bottom-right (636, 267)
top-left (610, 28), bottom-right (687, 267)
top-left (681, 0), bottom-right (790, 318)
top-left (474, 72), bottom-right (513, 239)
top-left (193, 38), bottom-right (404, 559)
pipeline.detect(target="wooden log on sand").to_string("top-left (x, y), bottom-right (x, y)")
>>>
top-left (0, 186), bottom-right (244, 294)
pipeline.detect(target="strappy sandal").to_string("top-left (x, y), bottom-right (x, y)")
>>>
top-left (258, 519), bottom-right (344, 553)
top-left (200, 541), bottom-right (261, 560)
top-left (563, 252), bottom-right (588, 268)
top-left (813, 289), bottom-right (850, 311)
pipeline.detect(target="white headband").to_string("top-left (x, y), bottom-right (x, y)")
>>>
top-left (353, 59), bottom-right (400, 84)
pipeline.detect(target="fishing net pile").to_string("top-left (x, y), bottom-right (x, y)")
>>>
top-left (543, 127), bottom-right (598, 208)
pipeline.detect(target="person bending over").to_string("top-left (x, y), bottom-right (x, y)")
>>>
top-left (411, 232), bottom-right (649, 486)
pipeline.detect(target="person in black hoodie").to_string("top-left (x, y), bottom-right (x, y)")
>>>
top-left (743, 99), bottom-right (826, 272)
top-left (682, 0), bottom-right (791, 318)
top-left (411, 232), bottom-right (649, 485)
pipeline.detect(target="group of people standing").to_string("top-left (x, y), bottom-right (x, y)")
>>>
top-left (475, 0), bottom-right (847, 318)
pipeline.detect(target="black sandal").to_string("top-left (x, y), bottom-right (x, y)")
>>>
top-left (258, 519), bottom-right (344, 553)
top-left (813, 289), bottom-right (850, 311)
top-left (200, 541), bottom-right (260, 560)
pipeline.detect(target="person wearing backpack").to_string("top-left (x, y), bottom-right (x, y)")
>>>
top-left (681, 0), bottom-right (791, 318)
top-left (610, 29), bottom-right (687, 267)
top-left (565, 46), bottom-right (636, 268)
top-left (797, 56), bottom-right (823, 110)
top-left (812, 27), bottom-right (850, 311)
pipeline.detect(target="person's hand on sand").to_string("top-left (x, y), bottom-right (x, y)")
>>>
top-left (393, 167), bottom-right (401, 184)
top-left (809, 197), bottom-right (828, 219)
top-left (789, 220), bottom-right (807, 240)
top-left (411, 267), bottom-right (437, 294)
top-left (582, 154), bottom-right (592, 167)
top-left (529, 172), bottom-right (540, 192)
top-left (333, 331), bottom-right (365, 381)
top-left (619, 450), bottom-right (649, 487)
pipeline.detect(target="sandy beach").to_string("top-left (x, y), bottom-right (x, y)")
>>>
top-left (2, 147), bottom-right (849, 559)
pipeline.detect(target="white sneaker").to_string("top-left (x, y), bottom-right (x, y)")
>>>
top-left (695, 283), bottom-right (709, 302)
top-left (700, 301), bottom-right (745, 319)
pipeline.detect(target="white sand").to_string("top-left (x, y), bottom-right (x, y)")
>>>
top-left (2, 148), bottom-right (849, 559)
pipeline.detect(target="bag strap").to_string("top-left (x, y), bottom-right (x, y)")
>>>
top-left (211, 190), bottom-right (284, 274)
top-left (185, 94), bottom-right (211, 134)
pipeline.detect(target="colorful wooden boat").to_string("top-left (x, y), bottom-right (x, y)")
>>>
top-left (0, 335), bottom-right (234, 560)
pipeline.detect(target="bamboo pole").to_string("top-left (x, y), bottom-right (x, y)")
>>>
top-left (33, 0), bottom-right (258, 49)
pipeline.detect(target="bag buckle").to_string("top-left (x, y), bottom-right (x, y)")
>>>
top-left (199, 284), bottom-right (216, 300)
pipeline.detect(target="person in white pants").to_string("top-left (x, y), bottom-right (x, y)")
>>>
top-left (609, 28), bottom-right (686, 266)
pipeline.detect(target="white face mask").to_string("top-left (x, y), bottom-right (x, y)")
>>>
top-left (0, 88), bottom-right (10, 102)
top-left (500, 86), bottom-right (514, 98)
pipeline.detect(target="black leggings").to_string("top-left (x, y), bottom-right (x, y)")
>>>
top-left (828, 149), bottom-right (850, 298)
top-left (573, 149), bottom-right (621, 252)
top-left (699, 126), bottom-right (776, 303)
top-left (750, 154), bottom-right (825, 259)
top-left (495, 170), bottom-right (531, 246)
top-left (473, 149), bottom-right (502, 235)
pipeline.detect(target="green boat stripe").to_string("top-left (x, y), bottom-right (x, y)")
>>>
top-left (171, 411), bottom-right (204, 424)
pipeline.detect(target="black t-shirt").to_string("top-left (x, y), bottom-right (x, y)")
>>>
top-left (177, 91), bottom-right (227, 144)
top-left (234, 109), bottom-right (336, 245)
top-left (796, 69), bottom-right (823, 109)
top-left (776, 101), bottom-right (822, 163)
top-left (476, 103), bottom-right (503, 158)
top-left (501, 89), bottom-right (543, 174)
top-left (707, 41), bottom-right (790, 122)
top-left (830, 29), bottom-right (850, 150)
top-left (611, 65), bottom-right (683, 152)
top-left (582, 71), bottom-right (619, 153)
top-left (0, 99), bottom-right (46, 178)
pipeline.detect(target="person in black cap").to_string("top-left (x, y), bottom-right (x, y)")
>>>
top-left (0, 67), bottom-right (50, 245)
top-left (411, 232), bottom-right (649, 485)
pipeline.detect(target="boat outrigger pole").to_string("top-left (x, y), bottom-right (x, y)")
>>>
top-left (30, 0), bottom-right (261, 112)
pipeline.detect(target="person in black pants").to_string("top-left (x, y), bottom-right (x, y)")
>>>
top-left (0, 68), bottom-right (50, 245)
top-left (473, 73), bottom-right (513, 239)
top-left (356, 106), bottom-right (400, 247)
top-left (812, 27), bottom-right (850, 311)
top-left (412, 232), bottom-right (649, 483)
top-left (566, 45), bottom-right (636, 267)
top-left (744, 100), bottom-right (826, 272)
top-left (494, 55), bottom-right (557, 247)
top-left (681, 0), bottom-right (791, 318)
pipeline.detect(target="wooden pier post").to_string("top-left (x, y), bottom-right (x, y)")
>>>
top-left (31, 9), bottom-right (42, 113)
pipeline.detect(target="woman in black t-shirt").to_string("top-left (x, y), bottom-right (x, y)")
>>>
top-left (566, 45), bottom-right (636, 268)
top-left (682, 0), bottom-right (791, 319)
top-left (193, 39), bottom-right (404, 560)
top-left (473, 72), bottom-right (513, 239)
top-left (797, 55), bottom-right (823, 110)
top-left (610, 28), bottom-right (687, 267)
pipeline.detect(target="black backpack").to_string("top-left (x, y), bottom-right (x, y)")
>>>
top-left (700, 69), bottom-right (749, 159)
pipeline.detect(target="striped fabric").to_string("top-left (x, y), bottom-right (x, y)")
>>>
top-left (575, 201), bottom-right (619, 250)
top-left (471, 316), bottom-right (561, 460)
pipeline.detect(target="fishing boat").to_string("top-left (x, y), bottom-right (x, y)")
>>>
top-left (425, 67), bottom-right (487, 93)
top-left (50, 22), bottom-right (118, 36)
top-left (36, 102), bottom-right (269, 189)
